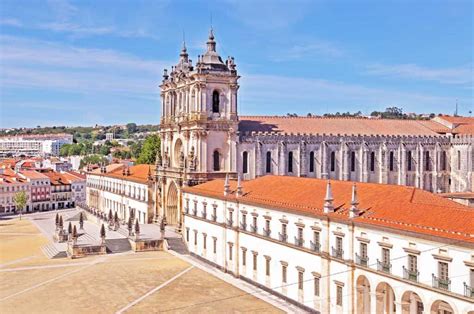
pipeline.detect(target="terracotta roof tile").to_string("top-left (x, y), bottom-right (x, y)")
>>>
top-left (91, 164), bottom-right (155, 184)
top-left (184, 176), bottom-right (474, 243)
top-left (238, 116), bottom-right (448, 136)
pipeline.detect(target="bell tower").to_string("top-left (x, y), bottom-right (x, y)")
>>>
top-left (156, 29), bottom-right (240, 228)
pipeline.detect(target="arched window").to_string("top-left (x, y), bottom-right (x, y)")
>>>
top-left (242, 151), bottom-right (248, 174)
top-left (407, 151), bottom-right (412, 171)
top-left (441, 151), bottom-right (446, 171)
top-left (389, 151), bottom-right (394, 171)
top-left (213, 150), bottom-right (220, 171)
top-left (425, 151), bottom-right (430, 171)
top-left (370, 152), bottom-right (375, 172)
top-left (212, 90), bottom-right (220, 113)
top-left (309, 151), bottom-right (315, 173)
top-left (330, 151), bottom-right (336, 172)
top-left (350, 151), bottom-right (356, 172)
top-left (266, 151), bottom-right (272, 173)
top-left (288, 151), bottom-right (293, 173)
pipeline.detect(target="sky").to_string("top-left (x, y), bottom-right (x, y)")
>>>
top-left (0, 0), bottom-right (472, 128)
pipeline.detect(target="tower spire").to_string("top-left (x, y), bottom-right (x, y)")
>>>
top-left (323, 180), bottom-right (334, 213)
top-left (349, 183), bottom-right (360, 218)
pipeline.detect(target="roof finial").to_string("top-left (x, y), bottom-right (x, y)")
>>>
top-left (323, 180), bottom-right (334, 214)
top-left (224, 173), bottom-right (230, 196)
top-left (236, 174), bottom-right (243, 197)
top-left (349, 183), bottom-right (360, 218)
top-left (182, 30), bottom-right (186, 52)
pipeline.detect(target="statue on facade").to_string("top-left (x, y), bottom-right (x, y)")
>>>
top-left (188, 146), bottom-right (196, 171)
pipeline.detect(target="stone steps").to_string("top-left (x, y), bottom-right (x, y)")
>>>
top-left (41, 243), bottom-right (67, 259)
top-left (166, 237), bottom-right (189, 255)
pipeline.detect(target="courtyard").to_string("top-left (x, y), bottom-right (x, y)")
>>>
top-left (0, 216), bottom-right (284, 314)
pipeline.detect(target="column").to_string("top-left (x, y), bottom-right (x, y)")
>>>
top-left (398, 142), bottom-right (406, 186)
top-left (417, 144), bottom-right (424, 189)
top-left (321, 141), bottom-right (328, 179)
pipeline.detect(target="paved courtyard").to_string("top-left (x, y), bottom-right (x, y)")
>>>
top-left (0, 216), bottom-right (284, 314)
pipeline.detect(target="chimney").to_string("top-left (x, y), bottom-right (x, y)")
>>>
top-left (349, 183), bottom-right (360, 218)
top-left (223, 173), bottom-right (230, 196)
top-left (323, 180), bottom-right (334, 213)
top-left (126, 167), bottom-right (130, 176)
top-left (236, 174), bottom-right (243, 197)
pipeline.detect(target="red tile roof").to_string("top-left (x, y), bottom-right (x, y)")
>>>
top-left (184, 176), bottom-right (474, 244)
top-left (42, 171), bottom-right (71, 186)
top-left (19, 170), bottom-right (49, 180)
top-left (89, 164), bottom-right (154, 184)
top-left (238, 116), bottom-right (448, 136)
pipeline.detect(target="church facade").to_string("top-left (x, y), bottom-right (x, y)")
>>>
top-left (155, 29), bottom-right (474, 228)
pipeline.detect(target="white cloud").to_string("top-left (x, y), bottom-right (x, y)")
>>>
top-left (0, 36), bottom-right (171, 97)
top-left (365, 63), bottom-right (472, 85)
top-left (0, 18), bottom-right (22, 27)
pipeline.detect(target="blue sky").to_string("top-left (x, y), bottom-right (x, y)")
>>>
top-left (0, 0), bottom-right (472, 128)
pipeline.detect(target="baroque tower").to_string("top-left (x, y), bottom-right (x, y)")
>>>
top-left (156, 29), bottom-right (240, 228)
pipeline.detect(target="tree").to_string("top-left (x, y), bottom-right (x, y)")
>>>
top-left (108, 209), bottom-right (113, 221)
top-left (135, 218), bottom-right (140, 234)
top-left (114, 211), bottom-right (118, 224)
top-left (100, 223), bottom-right (106, 239)
top-left (79, 212), bottom-right (84, 229)
top-left (59, 215), bottom-right (63, 229)
top-left (13, 190), bottom-right (28, 220)
top-left (68, 221), bottom-right (72, 234)
top-left (72, 225), bottom-right (77, 238)
top-left (126, 123), bottom-right (137, 134)
top-left (55, 213), bottom-right (59, 225)
top-left (79, 155), bottom-right (108, 169)
top-left (137, 134), bottom-right (161, 164)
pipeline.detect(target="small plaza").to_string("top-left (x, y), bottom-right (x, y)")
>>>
top-left (0, 214), bottom-right (285, 313)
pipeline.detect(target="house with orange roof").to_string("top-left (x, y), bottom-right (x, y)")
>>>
top-left (0, 167), bottom-right (31, 214)
top-left (19, 170), bottom-right (51, 211)
top-left (182, 175), bottom-right (474, 313)
top-left (86, 164), bottom-right (155, 224)
top-left (42, 170), bottom-right (73, 210)
top-left (62, 171), bottom-right (86, 205)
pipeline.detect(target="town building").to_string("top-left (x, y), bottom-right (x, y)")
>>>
top-left (19, 170), bottom-right (51, 211)
top-left (155, 30), bottom-right (474, 228)
top-left (183, 175), bottom-right (474, 313)
top-left (85, 164), bottom-right (156, 224)
top-left (42, 171), bottom-right (73, 210)
top-left (62, 171), bottom-right (87, 206)
top-left (0, 167), bottom-right (31, 214)
top-left (0, 133), bottom-right (73, 157)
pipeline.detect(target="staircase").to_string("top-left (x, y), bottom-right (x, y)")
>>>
top-left (105, 238), bottom-right (132, 253)
top-left (41, 243), bottom-right (67, 259)
top-left (166, 237), bottom-right (189, 255)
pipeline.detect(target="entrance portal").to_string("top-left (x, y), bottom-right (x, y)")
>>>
top-left (166, 183), bottom-right (179, 225)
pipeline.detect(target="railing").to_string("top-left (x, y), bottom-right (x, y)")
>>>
top-left (278, 232), bottom-right (288, 243)
top-left (202, 211), bottom-right (207, 219)
top-left (294, 237), bottom-right (304, 247)
top-left (263, 228), bottom-right (271, 237)
top-left (464, 283), bottom-right (474, 298)
top-left (185, 207), bottom-right (189, 214)
top-left (310, 241), bottom-right (321, 253)
top-left (226, 219), bottom-right (234, 227)
top-left (332, 247), bottom-right (344, 259)
top-left (432, 274), bottom-right (450, 291)
top-left (211, 214), bottom-right (217, 222)
top-left (192, 208), bottom-right (197, 216)
top-left (403, 266), bottom-right (419, 282)
top-left (355, 253), bottom-right (369, 267)
top-left (240, 222), bottom-right (247, 231)
top-left (250, 225), bottom-right (258, 233)
top-left (377, 260), bottom-right (392, 274)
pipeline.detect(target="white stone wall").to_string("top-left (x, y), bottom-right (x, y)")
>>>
top-left (183, 191), bottom-right (474, 313)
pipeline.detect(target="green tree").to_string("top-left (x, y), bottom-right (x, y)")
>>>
top-left (79, 155), bottom-right (108, 168)
top-left (137, 134), bottom-right (160, 164)
top-left (13, 190), bottom-right (28, 220)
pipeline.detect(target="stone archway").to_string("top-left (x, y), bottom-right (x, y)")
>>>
top-left (166, 182), bottom-right (179, 226)
top-left (430, 300), bottom-right (454, 314)
top-left (356, 275), bottom-right (371, 314)
top-left (401, 291), bottom-right (423, 314)
top-left (375, 282), bottom-right (396, 314)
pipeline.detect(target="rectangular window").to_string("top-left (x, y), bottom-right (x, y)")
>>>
top-left (213, 238), bottom-right (217, 254)
top-left (242, 249), bottom-right (246, 266)
top-left (408, 255), bottom-right (417, 272)
top-left (458, 150), bottom-right (461, 170)
top-left (228, 244), bottom-right (233, 261)
top-left (242, 151), bottom-right (248, 174)
top-left (382, 248), bottom-right (390, 264)
top-left (309, 151), bottom-right (315, 173)
top-left (186, 228), bottom-right (189, 242)
top-left (298, 227), bottom-right (303, 241)
top-left (203, 234), bottom-right (207, 250)
top-left (213, 206), bottom-right (217, 221)
top-left (336, 285), bottom-right (343, 306)
top-left (441, 151), bottom-right (447, 171)
top-left (253, 253), bottom-right (258, 271)
top-left (265, 258), bottom-right (270, 276)
top-left (194, 230), bottom-right (198, 246)
top-left (314, 277), bottom-right (320, 296)
top-left (360, 243), bottom-right (368, 258)
top-left (298, 271), bottom-right (304, 290)
top-left (282, 265), bottom-right (287, 283)
top-left (439, 262), bottom-right (448, 280)
top-left (336, 237), bottom-right (343, 251)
